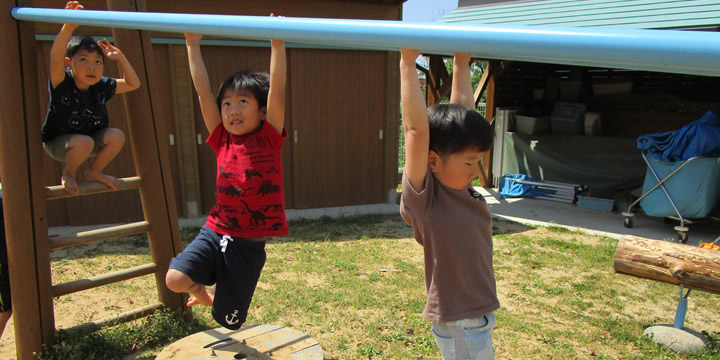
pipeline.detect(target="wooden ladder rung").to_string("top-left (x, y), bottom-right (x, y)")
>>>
top-left (49, 221), bottom-right (151, 250)
top-left (53, 262), bottom-right (157, 297)
top-left (64, 303), bottom-right (164, 333)
top-left (45, 176), bottom-right (142, 200)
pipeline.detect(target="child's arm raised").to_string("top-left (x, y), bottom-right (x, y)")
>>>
top-left (400, 48), bottom-right (429, 190)
top-left (185, 33), bottom-right (222, 134)
top-left (450, 52), bottom-right (475, 109)
top-left (98, 39), bottom-right (140, 94)
top-left (266, 38), bottom-right (287, 135)
top-left (49, 1), bottom-right (83, 89)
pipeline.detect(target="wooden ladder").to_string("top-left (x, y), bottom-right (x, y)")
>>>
top-left (1, 1), bottom-right (186, 358)
top-left (45, 177), bottom-right (167, 333)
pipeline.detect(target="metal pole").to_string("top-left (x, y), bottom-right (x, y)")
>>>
top-left (10, 7), bottom-right (720, 76)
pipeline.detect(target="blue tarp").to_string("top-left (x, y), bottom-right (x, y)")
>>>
top-left (637, 111), bottom-right (720, 161)
top-left (498, 174), bottom-right (555, 199)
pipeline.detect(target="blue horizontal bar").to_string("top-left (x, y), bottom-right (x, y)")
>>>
top-left (34, 34), bottom-right (358, 50)
top-left (11, 7), bottom-right (720, 76)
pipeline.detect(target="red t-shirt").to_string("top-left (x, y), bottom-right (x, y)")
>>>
top-left (205, 121), bottom-right (288, 238)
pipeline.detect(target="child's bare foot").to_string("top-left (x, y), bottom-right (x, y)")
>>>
top-left (187, 286), bottom-right (215, 307)
top-left (61, 171), bottom-right (79, 195)
top-left (84, 170), bottom-right (118, 190)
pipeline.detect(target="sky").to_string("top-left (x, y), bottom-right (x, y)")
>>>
top-left (402, 0), bottom-right (459, 22)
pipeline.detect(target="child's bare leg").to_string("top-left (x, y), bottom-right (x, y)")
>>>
top-left (63, 134), bottom-right (94, 195)
top-left (85, 128), bottom-right (125, 189)
top-left (187, 286), bottom-right (215, 307)
top-left (165, 269), bottom-right (213, 307)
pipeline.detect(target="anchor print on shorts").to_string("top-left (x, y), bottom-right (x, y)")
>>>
top-left (225, 309), bottom-right (239, 326)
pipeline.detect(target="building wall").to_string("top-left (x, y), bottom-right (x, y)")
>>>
top-left (32, 0), bottom-right (402, 226)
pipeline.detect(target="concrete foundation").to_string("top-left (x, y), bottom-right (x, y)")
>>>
top-left (643, 325), bottom-right (709, 354)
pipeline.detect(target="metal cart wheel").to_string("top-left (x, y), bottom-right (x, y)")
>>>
top-left (624, 217), bottom-right (634, 228)
top-left (622, 212), bottom-right (634, 228)
top-left (675, 226), bottom-right (689, 244)
top-left (677, 232), bottom-right (688, 243)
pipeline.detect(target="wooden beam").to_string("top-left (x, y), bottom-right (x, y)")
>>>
top-left (53, 263), bottom-right (157, 297)
top-left (49, 221), bottom-right (150, 249)
top-left (474, 61), bottom-right (493, 107)
top-left (46, 176), bottom-right (141, 200)
top-left (478, 70), bottom-right (496, 187)
top-left (415, 63), bottom-right (429, 105)
top-left (65, 303), bottom-right (164, 334)
top-left (107, 0), bottom-right (184, 311)
top-left (427, 54), bottom-right (450, 105)
top-left (1, 0), bottom-right (57, 357)
top-left (614, 235), bottom-right (720, 295)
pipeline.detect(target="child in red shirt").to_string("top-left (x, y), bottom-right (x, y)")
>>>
top-left (166, 33), bottom-right (287, 330)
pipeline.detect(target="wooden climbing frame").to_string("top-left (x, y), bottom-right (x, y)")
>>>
top-left (0, 1), bottom-right (187, 358)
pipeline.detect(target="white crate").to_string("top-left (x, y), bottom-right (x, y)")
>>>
top-left (515, 115), bottom-right (550, 135)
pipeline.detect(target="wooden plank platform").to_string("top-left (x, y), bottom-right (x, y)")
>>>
top-left (156, 324), bottom-right (324, 359)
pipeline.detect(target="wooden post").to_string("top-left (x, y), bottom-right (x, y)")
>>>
top-left (1, 0), bottom-right (56, 357)
top-left (614, 235), bottom-right (720, 295)
top-left (106, 0), bottom-right (184, 311)
top-left (480, 70), bottom-right (496, 187)
top-left (168, 44), bottom-right (202, 218)
top-left (384, 51), bottom-right (400, 199)
top-left (473, 61), bottom-right (493, 107)
top-left (427, 55), bottom-right (451, 106)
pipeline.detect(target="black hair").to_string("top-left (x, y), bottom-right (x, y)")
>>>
top-left (216, 72), bottom-right (270, 110)
top-left (427, 103), bottom-right (494, 156)
top-left (66, 35), bottom-right (104, 60)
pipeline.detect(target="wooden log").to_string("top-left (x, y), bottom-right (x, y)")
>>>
top-left (614, 235), bottom-right (720, 295)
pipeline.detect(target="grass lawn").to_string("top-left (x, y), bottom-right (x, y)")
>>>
top-left (14, 214), bottom-right (720, 359)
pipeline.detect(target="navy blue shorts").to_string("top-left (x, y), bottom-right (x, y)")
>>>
top-left (169, 226), bottom-right (266, 329)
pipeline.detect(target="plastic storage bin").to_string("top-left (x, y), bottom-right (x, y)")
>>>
top-left (640, 156), bottom-right (720, 218)
top-left (577, 196), bottom-right (615, 212)
top-left (551, 102), bottom-right (586, 135)
top-left (515, 115), bottom-right (550, 135)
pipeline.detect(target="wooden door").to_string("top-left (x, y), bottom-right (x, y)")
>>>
top-left (152, 44), bottom-right (185, 217)
top-left (289, 49), bottom-right (386, 209)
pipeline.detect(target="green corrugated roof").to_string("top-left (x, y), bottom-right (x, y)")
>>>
top-left (437, 0), bottom-right (720, 29)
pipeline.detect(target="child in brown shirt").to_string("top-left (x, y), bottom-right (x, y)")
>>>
top-left (399, 49), bottom-right (497, 360)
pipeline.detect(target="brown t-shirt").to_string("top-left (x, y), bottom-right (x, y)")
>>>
top-left (400, 170), bottom-right (499, 322)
